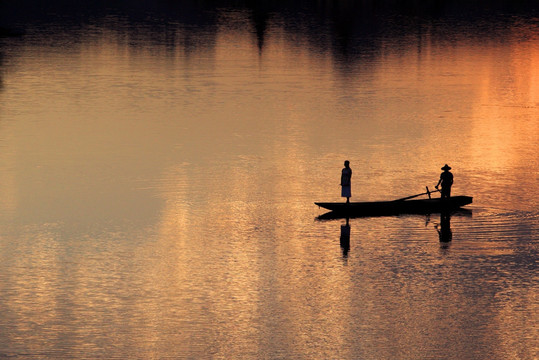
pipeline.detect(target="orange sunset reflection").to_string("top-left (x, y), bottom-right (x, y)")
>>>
top-left (469, 39), bottom-right (539, 172)
top-left (0, 6), bottom-right (537, 359)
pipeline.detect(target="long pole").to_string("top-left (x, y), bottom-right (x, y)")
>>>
top-left (392, 188), bottom-right (440, 202)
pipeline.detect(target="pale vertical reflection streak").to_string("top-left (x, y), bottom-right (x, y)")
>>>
top-left (267, 105), bottom-right (356, 357)
top-left (151, 163), bottom-right (206, 357)
top-left (470, 40), bottom-right (539, 171)
top-left (467, 38), bottom-right (539, 211)
top-left (156, 163), bottom-right (268, 356)
top-left (494, 291), bottom-right (538, 359)
top-left (0, 128), bottom-right (18, 221)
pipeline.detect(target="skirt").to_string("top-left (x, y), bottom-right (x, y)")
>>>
top-left (341, 185), bottom-right (351, 198)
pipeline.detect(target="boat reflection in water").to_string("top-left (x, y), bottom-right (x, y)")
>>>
top-left (318, 209), bottom-right (472, 255)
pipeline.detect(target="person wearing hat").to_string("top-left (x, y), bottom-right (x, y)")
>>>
top-left (436, 164), bottom-right (453, 199)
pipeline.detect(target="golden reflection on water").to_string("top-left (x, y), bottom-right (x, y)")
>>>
top-left (0, 12), bottom-right (537, 359)
top-left (470, 39), bottom-right (539, 171)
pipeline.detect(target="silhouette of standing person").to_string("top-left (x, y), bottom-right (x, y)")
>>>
top-left (341, 160), bottom-right (352, 203)
top-left (436, 164), bottom-right (453, 199)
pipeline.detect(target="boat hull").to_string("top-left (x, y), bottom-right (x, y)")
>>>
top-left (315, 196), bottom-right (472, 217)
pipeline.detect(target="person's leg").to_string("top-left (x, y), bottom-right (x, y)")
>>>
top-left (441, 187), bottom-right (450, 199)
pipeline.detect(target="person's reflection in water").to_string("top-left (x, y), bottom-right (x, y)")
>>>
top-left (436, 212), bottom-right (453, 248)
top-left (340, 217), bottom-right (351, 258)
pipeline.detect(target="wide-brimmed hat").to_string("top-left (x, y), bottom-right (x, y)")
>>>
top-left (441, 164), bottom-right (451, 170)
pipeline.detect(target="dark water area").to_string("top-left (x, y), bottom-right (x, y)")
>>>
top-left (2, 0), bottom-right (538, 81)
top-left (1, 1), bottom-right (537, 88)
top-left (2, 0), bottom-right (538, 38)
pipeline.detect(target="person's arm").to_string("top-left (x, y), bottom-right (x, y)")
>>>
top-left (435, 174), bottom-right (442, 189)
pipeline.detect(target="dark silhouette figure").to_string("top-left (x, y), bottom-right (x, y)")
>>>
top-left (435, 164), bottom-right (453, 199)
top-left (436, 212), bottom-right (453, 244)
top-left (341, 160), bottom-right (352, 203)
top-left (340, 217), bottom-right (350, 258)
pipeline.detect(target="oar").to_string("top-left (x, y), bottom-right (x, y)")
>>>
top-left (393, 187), bottom-right (440, 201)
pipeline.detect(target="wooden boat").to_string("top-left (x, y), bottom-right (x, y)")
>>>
top-left (315, 196), bottom-right (473, 217)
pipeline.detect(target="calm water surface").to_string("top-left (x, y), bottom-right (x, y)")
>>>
top-left (0, 5), bottom-right (537, 359)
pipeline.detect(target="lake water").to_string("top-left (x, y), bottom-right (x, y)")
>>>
top-left (0, 2), bottom-right (537, 359)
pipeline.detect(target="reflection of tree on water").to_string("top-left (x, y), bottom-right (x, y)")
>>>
top-left (340, 217), bottom-right (350, 258)
top-left (248, 2), bottom-right (271, 53)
